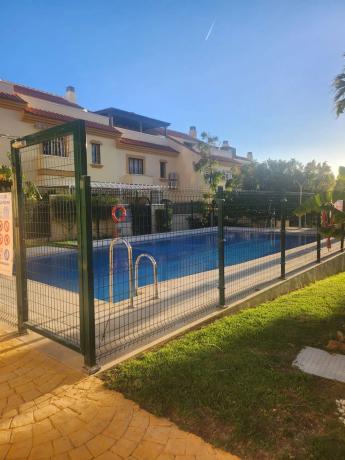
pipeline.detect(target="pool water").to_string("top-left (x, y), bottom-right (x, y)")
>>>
top-left (26, 230), bottom-right (315, 302)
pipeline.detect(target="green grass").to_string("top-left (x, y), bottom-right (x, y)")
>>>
top-left (102, 273), bottom-right (345, 459)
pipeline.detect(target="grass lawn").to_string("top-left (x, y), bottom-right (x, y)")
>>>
top-left (102, 273), bottom-right (345, 459)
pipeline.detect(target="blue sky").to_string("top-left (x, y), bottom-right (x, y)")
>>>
top-left (1, 0), bottom-right (345, 172)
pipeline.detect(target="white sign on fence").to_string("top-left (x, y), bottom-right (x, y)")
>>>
top-left (0, 193), bottom-right (13, 277)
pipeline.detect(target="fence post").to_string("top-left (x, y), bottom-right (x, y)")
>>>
top-left (164, 200), bottom-right (168, 232)
top-left (316, 218), bottom-right (321, 263)
top-left (217, 186), bottom-right (225, 307)
top-left (79, 175), bottom-right (98, 371)
top-left (11, 146), bottom-right (28, 334)
top-left (341, 223), bottom-right (344, 253)
top-left (73, 121), bottom-right (98, 372)
top-left (280, 198), bottom-right (287, 280)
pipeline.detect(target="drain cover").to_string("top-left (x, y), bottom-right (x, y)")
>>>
top-left (293, 347), bottom-right (345, 383)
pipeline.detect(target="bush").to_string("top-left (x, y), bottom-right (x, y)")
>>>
top-left (155, 208), bottom-right (173, 232)
top-left (51, 194), bottom-right (118, 224)
top-left (0, 164), bottom-right (12, 192)
top-left (50, 195), bottom-right (77, 235)
top-left (91, 194), bottom-right (118, 220)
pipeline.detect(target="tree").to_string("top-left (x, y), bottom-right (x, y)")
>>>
top-left (295, 190), bottom-right (345, 241)
top-left (295, 168), bottom-right (345, 241)
top-left (303, 161), bottom-right (335, 193)
top-left (334, 166), bottom-right (345, 192)
top-left (194, 132), bottom-right (225, 191)
top-left (237, 159), bottom-right (334, 193)
top-left (333, 54), bottom-right (345, 116)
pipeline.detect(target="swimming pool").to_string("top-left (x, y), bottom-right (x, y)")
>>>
top-left (26, 230), bottom-right (315, 303)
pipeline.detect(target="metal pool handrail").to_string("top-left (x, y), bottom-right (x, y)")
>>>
top-left (109, 238), bottom-right (133, 308)
top-left (134, 253), bottom-right (159, 299)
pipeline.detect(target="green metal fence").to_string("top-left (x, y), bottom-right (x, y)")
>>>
top-left (0, 120), bottom-right (343, 368)
top-left (10, 120), bottom-right (97, 370)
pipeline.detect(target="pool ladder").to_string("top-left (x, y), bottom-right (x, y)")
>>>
top-left (109, 237), bottom-right (159, 308)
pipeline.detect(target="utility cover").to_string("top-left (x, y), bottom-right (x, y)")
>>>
top-left (293, 347), bottom-right (345, 383)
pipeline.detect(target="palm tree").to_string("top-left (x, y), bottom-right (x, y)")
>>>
top-left (333, 54), bottom-right (345, 116)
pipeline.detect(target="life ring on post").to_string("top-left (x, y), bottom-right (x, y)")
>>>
top-left (112, 205), bottom-right (127, 224)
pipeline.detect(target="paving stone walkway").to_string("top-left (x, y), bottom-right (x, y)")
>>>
top-left (0, 329), bottom-right (238, 460)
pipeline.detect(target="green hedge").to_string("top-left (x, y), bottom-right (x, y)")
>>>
top-left (91, 195), bottom-right (118, 220)
top-left (155, 208), bottom-right (173, 232)
top-left (51, 194), bottom-right (118, 225)
top-left (51, 195), bottom-right (77, 226)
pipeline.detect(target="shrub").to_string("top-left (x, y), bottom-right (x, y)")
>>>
top-left (91, 195), bottom-right (118, 220)
top-left (155, 208), bottom-right (173, 232)
top-left (0, 164), bottom-right (12, 191)
top-left (50, 195), bottom-right (77, 234)
top-left (51, 194), bottom-right (119, 224)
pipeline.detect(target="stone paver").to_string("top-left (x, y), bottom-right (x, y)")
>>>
top-left (0, 328), bottom-right (239, 459)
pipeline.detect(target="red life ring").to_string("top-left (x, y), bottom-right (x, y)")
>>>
top-left (112, 205), bottom-right (127, 223)
top-left (321, 208), bottom-right (334, 250)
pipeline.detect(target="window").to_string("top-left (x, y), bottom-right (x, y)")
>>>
top-left (160, 161), bottom-right (167, 179)
top-left (128, 157), bottom-right (144, 175)
top-left (91, 143), bottom-right (101, 165)
top-left (42, 137), bottom-right (67, 157)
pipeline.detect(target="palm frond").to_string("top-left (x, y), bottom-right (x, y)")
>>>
top-left (335, 99), bottom-right (345, 116)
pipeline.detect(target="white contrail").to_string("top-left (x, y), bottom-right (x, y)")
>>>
top-left (205, 19), bottom-right (216, 41)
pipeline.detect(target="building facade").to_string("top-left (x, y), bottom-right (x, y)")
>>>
top-left (0, 80), bottom-right (252, 189)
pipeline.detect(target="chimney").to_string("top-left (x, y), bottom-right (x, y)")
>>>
top-left (65, 86), bottom-right (76, 103)
top-left (221, 140), bottom-right (230, 151)
top-left (189, 126), bottom-right (197, 138)
top-left (247, 151), bottom-right (253, 161)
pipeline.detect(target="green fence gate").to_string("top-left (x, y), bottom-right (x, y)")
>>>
top-left (11, 120), bottom-right (98, 371)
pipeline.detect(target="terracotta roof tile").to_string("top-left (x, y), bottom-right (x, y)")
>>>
top-left (14, 84), bottom-right (82, 108)
top-left (119, 137), bottom-right (179, 154)
top-left (0, 92), bottom-right (26, 104)
top-left (24, 107), bottom-right (121, 135)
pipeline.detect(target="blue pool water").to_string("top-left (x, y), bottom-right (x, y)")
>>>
top-left (26, 230), bottom-right (315, 302)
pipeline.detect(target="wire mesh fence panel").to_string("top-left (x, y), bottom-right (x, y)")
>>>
top-left (223, 191), bottom-right (284, 302)
top-left (320, 237), bottom-right (342, 260)
top-left (91, 186), bottom-right (220, 361)
top-left (18, 133), bottom-right (81, 349)
top-left (0, 276), bottom-right (17, 328)
top-left (222, 191), bottom-right (320, 302)
top-left (284, 203), bottom-right (318, 275)
top-left (284, 228), bottom-right (318, 274)
top-left (87, 185), bottom-right (343, 362)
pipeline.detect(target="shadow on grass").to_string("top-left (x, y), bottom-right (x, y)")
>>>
top-left (103, 274), bottom-right (345, 459)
